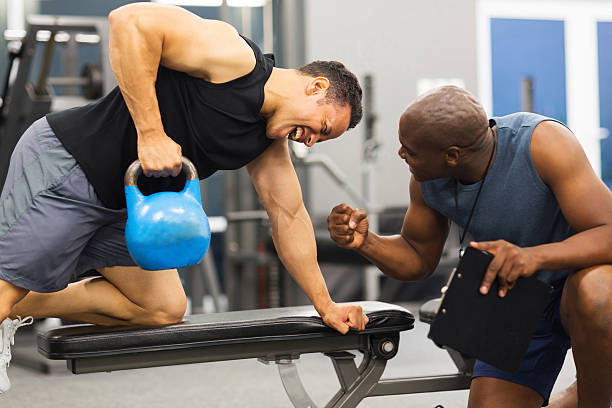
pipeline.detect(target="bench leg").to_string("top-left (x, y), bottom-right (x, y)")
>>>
top-left (445, 347), bottom-right (475, 374)
top-left (325, 351), bottom-right (387, 408)
top-left (267, 350), bottom-right (387, 408)
top-left (277, 360), bottom-right (319, 408)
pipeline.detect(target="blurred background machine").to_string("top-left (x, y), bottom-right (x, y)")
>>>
top-left (0, 14), bottom-right (114, 191)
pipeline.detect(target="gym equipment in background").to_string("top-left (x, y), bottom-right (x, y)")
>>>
top-left (0, 15), bottom-right (114, 191)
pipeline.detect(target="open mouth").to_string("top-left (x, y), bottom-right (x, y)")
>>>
top-left (287, 126), bottom-right (304, 142)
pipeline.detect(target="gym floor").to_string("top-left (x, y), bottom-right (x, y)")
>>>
top-left (0, 302), bottom-right (576, 408)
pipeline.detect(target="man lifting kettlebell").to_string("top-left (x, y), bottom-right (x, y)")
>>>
top-left (0, 2), bottom-right (368, 393)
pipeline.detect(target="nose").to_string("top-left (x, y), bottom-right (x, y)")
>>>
top-left (398, 146), bottom-right (405, 159)
top-left (305, 134), bottom-right (319, 147)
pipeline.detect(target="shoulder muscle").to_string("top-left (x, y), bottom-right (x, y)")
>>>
top-left (112, 3), bottom-right (255, 82)
top-left (530, 120), bottom-right (592, 189)
top-left (531, 120), bottom-right (612, 231)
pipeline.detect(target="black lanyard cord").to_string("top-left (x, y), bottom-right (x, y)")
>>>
top-left (455, 126), bottom-right (497, 255)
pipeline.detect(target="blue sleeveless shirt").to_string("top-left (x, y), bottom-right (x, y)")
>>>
top-left (420, 112), bottom-right (573, 286)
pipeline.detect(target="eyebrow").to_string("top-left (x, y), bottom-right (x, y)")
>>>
top-left (323, 122), bottom-right (333, 136)
top-left (400, 142), bottom-right (415, 154)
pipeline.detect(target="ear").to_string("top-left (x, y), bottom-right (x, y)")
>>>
top-left (445, 146), bottom-right (461, 167)
top-left (306, 77), bottom-right (330, 96)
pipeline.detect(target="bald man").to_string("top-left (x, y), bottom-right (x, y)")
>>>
top-left (327, 86), bottom-right (612, 407)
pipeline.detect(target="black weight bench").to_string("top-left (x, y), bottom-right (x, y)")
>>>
top-left (37, 301), bottom-right (472, 408)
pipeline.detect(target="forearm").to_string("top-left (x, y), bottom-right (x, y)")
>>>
top-left (109, 6), bottom-right (164, 136)
top-left (530, 226), bottom-right (612, 271)
top-left (356, 232), bottom-right (431, 281)
top-left (271, 205), bottom-right (333, 313)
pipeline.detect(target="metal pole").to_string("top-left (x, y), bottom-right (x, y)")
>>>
top-left (219, 0), bottom-right (231, 23)
top-left (62, 35), bottom-right (79, 96)
top-left (7, 0), bottom-right (25, 31)
top-left (241, 6), bottom-right (251, 40)
top-left (521, 76), bottom-right (534, 112)
top-left (362, 74), bottom-right (380, 301)
top-left (34, 30), bottom-right (57, 95)
top-left (263, 0), bottom-right (274, 53)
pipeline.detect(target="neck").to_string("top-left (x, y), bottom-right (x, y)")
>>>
top-left (456, 127), bottom-right (497, 184)
top-left (260, 68), bottom-right (300, 119)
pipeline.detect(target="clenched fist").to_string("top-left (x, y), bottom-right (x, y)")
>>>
top-left (327, 203), bottom-right (369, 249)
top-left (319, 301), bottom-right (369, 334)
top-left (137, 130), bottom-right (183, 178)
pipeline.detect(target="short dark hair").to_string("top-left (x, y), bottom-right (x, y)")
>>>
top-left (298, 61), bottom-right (363, 129)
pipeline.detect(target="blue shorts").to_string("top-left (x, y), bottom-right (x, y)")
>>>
top-left (0, 118), bottom-right (137, 293)
top-left (473, 284), bottom-right (571, 405)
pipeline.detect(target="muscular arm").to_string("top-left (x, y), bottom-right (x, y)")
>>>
top-left (247, 140), bottom-right (330, 307)
top-left (474, 121), bottom-right (612, 295)
top-left (331, 178), bottom-right (450, 281)
top-left (529, 121), bottom-right (612, 269)
top-left (108, 3), bottom-right (255, 175)
top-left (247, 140), bottom-right (368, 332)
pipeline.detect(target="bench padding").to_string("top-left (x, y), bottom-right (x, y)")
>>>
top-left (38, 301), bottom-right (414, 360)
top-left (418, 298), bottom-right (441, 325)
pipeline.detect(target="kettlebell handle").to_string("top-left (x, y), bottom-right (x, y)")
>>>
top-left (124, 156), bottom-right (199, 186)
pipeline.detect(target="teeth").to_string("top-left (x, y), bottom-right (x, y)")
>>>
top-left (287, 127), bottom-right (297, 140)
top-left (288, 127), bottom-right (302, 141)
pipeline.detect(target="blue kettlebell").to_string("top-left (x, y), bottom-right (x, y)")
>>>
top-left (124, 156), bottom-right (211, 271)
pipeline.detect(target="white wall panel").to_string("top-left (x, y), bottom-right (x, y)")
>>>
top-left (303, 0), bottom-right (478, 216)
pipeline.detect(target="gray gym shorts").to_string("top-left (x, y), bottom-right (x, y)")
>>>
top-left (0, 117), bottom-right (137, 293)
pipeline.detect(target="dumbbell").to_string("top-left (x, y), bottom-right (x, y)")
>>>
top-left (46, 62), bottom-right (103, 100)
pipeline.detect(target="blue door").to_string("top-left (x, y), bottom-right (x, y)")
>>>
top-left (490, 18), bottom-right (567, 123)
top-left (598, 22), bottom-right (612, 188)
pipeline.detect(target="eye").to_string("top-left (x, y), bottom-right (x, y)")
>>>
top-left (400, 145), bottom-right (414, 156)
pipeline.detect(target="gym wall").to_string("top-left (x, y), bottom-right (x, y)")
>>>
top-left (303, 0), bottom-right (479, 217)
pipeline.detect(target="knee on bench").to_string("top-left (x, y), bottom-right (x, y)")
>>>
top-left (131, 292), bottom-right (187, 326)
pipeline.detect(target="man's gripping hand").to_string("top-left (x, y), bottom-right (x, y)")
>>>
top-left (319, 302), bottom-right (369, 334)
top-left (470, 240), bottom-right (539, 298)
top-left (327, 203), bottom-right (369, 249)
top-left (137, 130), bottom-right (183, 178)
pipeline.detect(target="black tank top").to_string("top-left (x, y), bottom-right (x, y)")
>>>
top-left (46, 36), bottom-right (274, 209)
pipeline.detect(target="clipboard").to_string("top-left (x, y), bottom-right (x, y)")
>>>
top-left (428, 247), bottom-right (553, 373)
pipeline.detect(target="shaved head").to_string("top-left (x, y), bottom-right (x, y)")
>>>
top-left (400, 86), bottom-right (489, 150)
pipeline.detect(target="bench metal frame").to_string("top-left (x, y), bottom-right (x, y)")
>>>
top-left (55, 330), bottom-right (472, 408)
